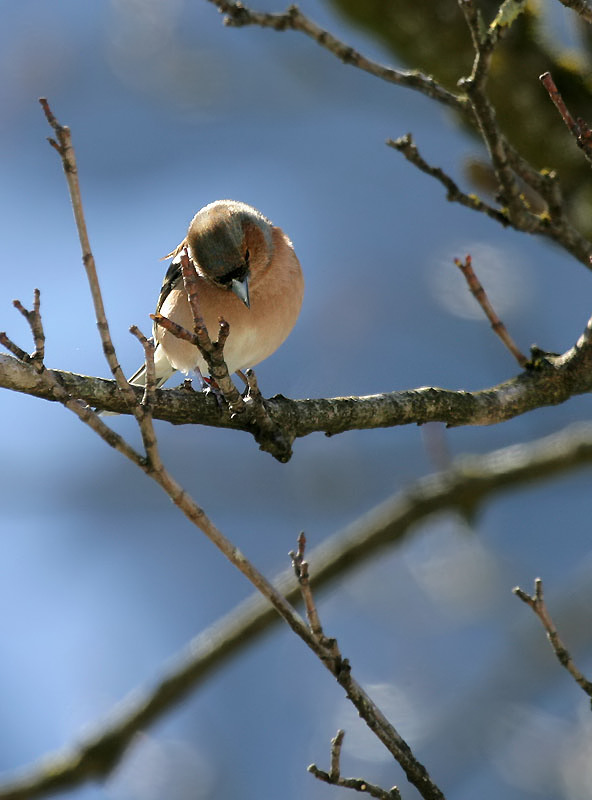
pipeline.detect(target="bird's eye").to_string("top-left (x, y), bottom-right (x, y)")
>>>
top-left (245, 248), bottom-right (250, 264)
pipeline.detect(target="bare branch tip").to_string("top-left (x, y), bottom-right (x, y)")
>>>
top-left (332, 728), bottom-right (345, 745)
top-left (38, 96), bottom-right (55, 124)
top-left (129, 325), bottom-right (150, 346)
top-left (217, 318), bottom-right (230, 345)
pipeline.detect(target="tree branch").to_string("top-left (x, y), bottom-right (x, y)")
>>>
top-left (388, 133), bottom-right (512, 227)
top-left (2, 420), bottom-right (592, 799)
top-left (3, 305), bottom-right (592, 450)
top-left (6, 103), bottom-right (452, 800)
top-left (203, 2), bottom-right (592, 270)
top-left (3, 5), bottom-right (592, 794)
top-left (39, 98), bottom-right (139, 412)
top-left (309, 730), bottom-right (401, 799)
top-left (514, 578), bottom-right (592, 697)
top-left (540, 71), bottom-right (592, 167)
top-left (389, 131), bottom-right (592, 266)
top-left (206, 1), bottom-right (461, 111)
top-left (454, 253), bottom-right (528, 367)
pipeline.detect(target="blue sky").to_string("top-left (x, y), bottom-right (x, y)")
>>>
top-left (1, 3), bottom-right (592, 800)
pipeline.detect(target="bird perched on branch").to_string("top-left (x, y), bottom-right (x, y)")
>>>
top-left (130, 199), bottom-right (304, 388)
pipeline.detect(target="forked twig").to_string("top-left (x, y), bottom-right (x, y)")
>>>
top-left (0, 291), bottom-right (45, 366)
top-left (288, 534), bottom-right (444, 800)
top-left (290, 532), bottom-right (325, 640)
top-left (2, 291), bottom-right (146, 467)
top-left (309, 730), bottom-right (401, 800)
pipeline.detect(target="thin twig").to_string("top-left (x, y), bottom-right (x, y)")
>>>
top-left (389, 132), bottom-right (592, 267)
top-left (0, 292), bottom-right (46, 366)
top-left (177, 250), bottom-right (293, 451)
top-left (309, 730), bottom-right (401, 800)
top-left (2, 293), bottom-right (147, 467)
top-left (513, 578), bottom-right (592, 697)
top-left (129, 326), bottom-right (157, 413)
top-left (13, 290), bottom-right (45, 363)
top-left (454, 254), bottom-right (528, 367)
top-left (457, 0), bottom-right (537, 231)
top-left (288, 537), bottom-right (442, 795)
top-left (387, 134), bottom-right (510, 227)
top-left (290, 532), bottom-right (325, 640)
top-left (540, 72), bottom-right (579, 136)
top-left (330, 728), bottom-right (345, 781)
top-left (177, 248), bottom-right (244, 411)
top-left (142, 485), bottom-right (444, 797)
top-left (0, 333), bottom-right (30, 363)
top-left (39, 98), bottom-right (139, 413)
top-left (540, 72), bottom-right (592, 166)
top-left (207, 1), bottom-right (461, 111)
top-left (287, 539), bottom-right (444, 800)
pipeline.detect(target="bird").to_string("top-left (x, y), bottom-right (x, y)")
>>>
top-left (129, 199), bottom-right (304, 389)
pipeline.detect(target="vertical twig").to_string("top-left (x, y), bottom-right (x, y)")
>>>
top-left (39, 98), bottom-right (137, 408)
top-left (455, 254), bottom-right (528, 367)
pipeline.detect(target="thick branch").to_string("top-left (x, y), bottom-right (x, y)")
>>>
top-left (3, 320), bottom-right (592, 445)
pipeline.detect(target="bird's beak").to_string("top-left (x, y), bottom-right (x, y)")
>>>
top-left (231, 275), bottom-right (250, 308)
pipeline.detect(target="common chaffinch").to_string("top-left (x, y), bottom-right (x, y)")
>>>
top-left (130, 199), bottom-right (304, 388)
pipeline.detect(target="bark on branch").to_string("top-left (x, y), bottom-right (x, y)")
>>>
top-left (2, 321), bottom-right (592, 454)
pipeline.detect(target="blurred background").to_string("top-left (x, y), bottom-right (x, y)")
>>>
top-left (2, 1), bottom-right (592, 798)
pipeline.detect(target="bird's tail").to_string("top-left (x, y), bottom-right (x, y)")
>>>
top-left (127, 343), bottom-right (176, 389)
